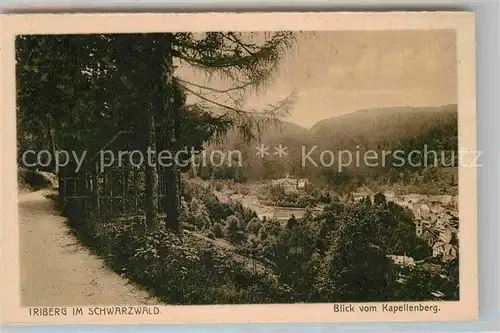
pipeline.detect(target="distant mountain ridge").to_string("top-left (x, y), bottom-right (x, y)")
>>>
top-left (200, 104), bottom-right (458, 181)
top-left (310, 104), bottom-right (456, 131)
top-left (211, 104), bottom-right (457, 147)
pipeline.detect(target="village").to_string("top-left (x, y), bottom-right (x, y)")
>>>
top-left (271, 176), bottom-right (459, 264)
top-left (213, 173), bottom-right (458, 271)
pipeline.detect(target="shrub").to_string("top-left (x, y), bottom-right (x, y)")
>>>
top-left (223, 215), bottom-right (248, 243)
top-left (182, 223), bottom-right (197, 232)
top-left (242, 207), bottom-right (257, 225)
top-left (18, 167), bottom-right (53, 190)
top-left (214, 182), bottom-right (223, 191)
top-left (234, 211), bottom-right (244, 225)
top-left (206, 202), bottom-right (234, 222)
top-left (258, 218), bottom-right (282, 241)
top-left (204, 229), bottom-right (216, 240)
top-left (179, 197), bottom-right (212, 231)
top-left (224, 215), bottom-right (241, 242)
top-left (319, 192), bottom-right (332, 204)
top-left (211, 222), bottom-right (224, 238)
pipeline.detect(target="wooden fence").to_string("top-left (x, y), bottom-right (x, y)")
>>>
top-left (62, 160), bottom-right (173, 221)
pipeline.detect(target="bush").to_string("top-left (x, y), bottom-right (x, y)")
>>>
top-left (246, 217), bottom-right (262, 235)
top-left (234, 211), bottom-right (244, 225)
top-left (224, 215), bottom-right (242, 242)
top-left (319, 192), bottom-right (332, 204)
top-left (242, 207), bottom-right (257, 226)
top-left (179, 197), bottom-right (212, 231)
top-left (206, 202), bottom-right (234, 222)
top-left (267, 188), bottom-right (318, 208)
top-left (18, 167), bottom-right (54, 190)
top-left (182, 223), bottom-right (197, 231)
top-left (258, 218), bottom-right (282, 241)
top-left (66, 215), bottom-right (289, 305)
top-left (204, 229), bottom-right (216, 240)
top-left (211, 222), bottom-right (224, 238)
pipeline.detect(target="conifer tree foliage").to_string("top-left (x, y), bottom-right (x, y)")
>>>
top-left (319, 203), bottom-right (398, 301)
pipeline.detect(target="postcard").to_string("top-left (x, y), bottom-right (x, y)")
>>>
top-left (0, 12), bottom-right (477, 324)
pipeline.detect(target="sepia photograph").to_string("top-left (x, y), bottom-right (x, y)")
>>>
top-left (1, 12), bottom-right (477, 324)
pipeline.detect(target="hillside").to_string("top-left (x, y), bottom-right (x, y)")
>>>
top-left (213, 104), bottom-right (457, 149)
top-left (309, 104), bottom-right (457, 150)
top-left (198, 104), bottom-right (458, 183)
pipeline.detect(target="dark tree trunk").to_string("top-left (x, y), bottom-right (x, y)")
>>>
top-left (139, 35), bottom-right (161, 229)
top-left (47, 113), bottom-right (67, 208)
top-left (58, 166), bottom-right (67, 215)
top-left (159, 33), bottom-right (181, 233)
top-left (144, 102), bottom-right (159, 228)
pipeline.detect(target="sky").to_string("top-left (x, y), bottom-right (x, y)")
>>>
top-left (179, 30), bottom-right (457, 128)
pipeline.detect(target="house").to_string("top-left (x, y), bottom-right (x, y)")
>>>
top-left (421, 263), bottom-right (443, 275)
top-left (432, 242), bottom-right (458, 262)
top-left (429, 195), bottom-right (441, 203)
top-left (297, 179), bottom-right (309, 191)
top-left (439, 229), bottom-right (453, 243)
top-left (420, 229), bottom-right (439, 247)
top-left (430, 202), bottom-right (445, 213)
top-left (442, 195), bottom-right (452, 205)
top-left (434, 220), bottom-right (446, 233)
top-left (432, 242), bottom-right (445, 257)
top-left (272, 177), bottom-right (298, 194)
top-left (429, 195), bottom-right (453, 205)
top-left (403, 194), bottom-right (422, 204)
top-left (415, 219), bottom-right (424, 237)
top-left (412, 203), bottom-right (431, 219)
top-left (394, 198), bottom-right (409, 207)
top-left (271, 174), bottom-right (310, 194)
top-left (387, 255), bottom-right (416, 267)
top-left (383, 191), bottom-right (396, 202)
top-left (352, 192), bottom-right (370, 202)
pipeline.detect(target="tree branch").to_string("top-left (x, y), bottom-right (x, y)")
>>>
top-left (179, 82), bottom-right (294, 120)
top-left (219, 32), bottom-right (256, 56)
top-left (176, 77), bottom-right (252, 94)
top-left (173, 49), bottom-right (256, 69)
top-left (178, 83), bottom-right (257, 116)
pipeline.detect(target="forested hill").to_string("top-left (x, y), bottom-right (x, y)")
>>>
top-left (203, 104), bottom-right (458, 182)
top-left (309, 104), bottom-right (457, 151)
top-left (214, 104), bottom-right (457, 149)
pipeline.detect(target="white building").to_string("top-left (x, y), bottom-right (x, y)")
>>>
top-left (432, 242), bottom-right (458, 262)
top-left (272, 176), bottom-right (310, 194)
top-left (403, 194), bottom-right (422, 204)
top-left (412, 203), bottom-right (431, 219)
top-left (297, 179), bottom-right (309, 191)
top-left (383, 191), bottom-right (396, 202)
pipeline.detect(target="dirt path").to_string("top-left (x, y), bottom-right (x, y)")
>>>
top-left (19, 189), bottom-right (159, 306)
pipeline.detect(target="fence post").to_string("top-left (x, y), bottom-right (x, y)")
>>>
top-left (94, 162), bottom-right (101, 219)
